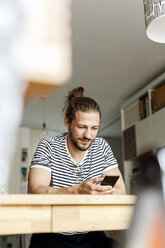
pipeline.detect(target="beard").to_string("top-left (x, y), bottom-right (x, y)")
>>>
top-left (69, 128), bottom-right (94, 151)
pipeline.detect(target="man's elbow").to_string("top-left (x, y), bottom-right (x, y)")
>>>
top-left (28, 184), bottom-right (41, 194)
top-left (28, 184), bottom-right (51, 194)
top-left (28, 184), bottom-right (36, 194)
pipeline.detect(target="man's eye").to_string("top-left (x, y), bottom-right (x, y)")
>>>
top-left (92, 127), bottom-right (98, 130)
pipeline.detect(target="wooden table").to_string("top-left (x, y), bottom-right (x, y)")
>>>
top-left (0, 194), bottom-right (136, 235)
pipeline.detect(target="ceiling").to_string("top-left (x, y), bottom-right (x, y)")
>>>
top-left (22, 0), bottom-right (165, 137)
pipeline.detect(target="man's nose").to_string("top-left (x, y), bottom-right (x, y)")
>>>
top-left (83, 129), bottom-right (92, 139)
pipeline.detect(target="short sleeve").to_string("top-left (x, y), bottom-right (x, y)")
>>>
top-left (101, 138), bottom-right (118, 173)
top-left (30, 138), bottom-right (52, 171)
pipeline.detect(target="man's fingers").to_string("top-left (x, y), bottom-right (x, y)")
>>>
top-left (94, 184), bottom-right (116, 194)
top-left (90, 181), bottom-right (114, 192)
top-left (96, 185), bottom-right (112, 192)
top-left (86, 178), bottom-right (116, 195)
top-left (89, 177), bottom-right (103, 184)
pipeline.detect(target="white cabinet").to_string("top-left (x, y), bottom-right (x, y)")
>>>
top-left (135, 107), bottom-right (165, 156)
top-left (122, 100), bottom-right (140, 131)
top-left (135, 116), bottom-right (154, 156)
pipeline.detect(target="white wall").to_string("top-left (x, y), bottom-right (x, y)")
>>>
top-left (9, 127), bottom-right (60, 194)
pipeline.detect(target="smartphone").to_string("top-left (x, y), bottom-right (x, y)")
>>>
top-left (101, 175), bottom-right (120, 187)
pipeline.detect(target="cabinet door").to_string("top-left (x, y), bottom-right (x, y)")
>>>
top-left (152, 107), bottom-right (165, 149)
top-left (136, 116), bottom-right (154, 156)
top-left (122, 100), bottom-right (140, 130)
top-left (123, 126), bottom-right (136, 160)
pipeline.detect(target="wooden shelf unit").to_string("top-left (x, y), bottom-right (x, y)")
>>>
top-left (121, 73), bottom-right (165, 193)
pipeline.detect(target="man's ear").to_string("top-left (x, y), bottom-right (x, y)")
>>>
top-left (65, 117), bottom-right (70, 128)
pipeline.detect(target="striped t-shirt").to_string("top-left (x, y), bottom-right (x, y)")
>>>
top-left (30, 133), bottom-right (118, 187)
top-left (30, 133), bottom-right (118, 234)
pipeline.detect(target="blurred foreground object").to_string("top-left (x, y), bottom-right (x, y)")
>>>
top-left (0, 0), bottom-right (26, 193)
top-left (157, 147), bottom-right (165, 203)
top-left (22, 0), bottom-right (72, 100)
top-left (143, 0), bottom-right (165, 43)
top-left (125, 150), bottom-right (165, 248)
top-left (0, 0), bottom-right (72, 193)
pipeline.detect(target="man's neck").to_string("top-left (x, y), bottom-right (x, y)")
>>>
top-left (67, 136), bottom-right (86, 164)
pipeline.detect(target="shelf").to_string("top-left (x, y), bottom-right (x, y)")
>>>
top-left (121, 73), bottom-right (165, 194)
top-left (121, 73), bottom-right (165, 131)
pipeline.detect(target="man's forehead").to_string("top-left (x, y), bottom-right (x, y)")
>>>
top-left (74, 110), bottom-right (100, 123)
top-left (75, 110), bottom-right (99, 117)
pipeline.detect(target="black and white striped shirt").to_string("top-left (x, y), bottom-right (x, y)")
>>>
top-left (31, 133), bottom-right (118, 186)
top-left (30, 133), bottom-right (118, 234)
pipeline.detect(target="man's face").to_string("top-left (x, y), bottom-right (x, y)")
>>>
top-left (66, 110), bottom-right (100, 151)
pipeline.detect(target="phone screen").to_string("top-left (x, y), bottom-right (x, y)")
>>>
top-left (101, 175), bottom-right (119, 187)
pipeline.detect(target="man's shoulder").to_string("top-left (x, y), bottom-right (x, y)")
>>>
top-left (91, 136), bottom-right (106, 147)
top-left (44, 133), bottom-right (67, 145)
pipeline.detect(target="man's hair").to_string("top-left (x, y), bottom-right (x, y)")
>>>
top-left (63, 86), bottom-right (101, 122)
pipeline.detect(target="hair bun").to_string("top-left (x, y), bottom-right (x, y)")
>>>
top-left (63, 86), bottom-right (84, 113)
top-left (67, 86), bottom-right (84, 102)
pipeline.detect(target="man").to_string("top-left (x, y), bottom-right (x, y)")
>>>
top-left (28, 86), bottom-right (126, 248)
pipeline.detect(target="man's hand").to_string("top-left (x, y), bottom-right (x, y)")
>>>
top-left (76, 177), bottom-right (116, 194)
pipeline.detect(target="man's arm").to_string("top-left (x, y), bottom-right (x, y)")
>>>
top-left (28, 168), bottom-right (116, 195)
top-left (102, 167), bottom-right (126, 195)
